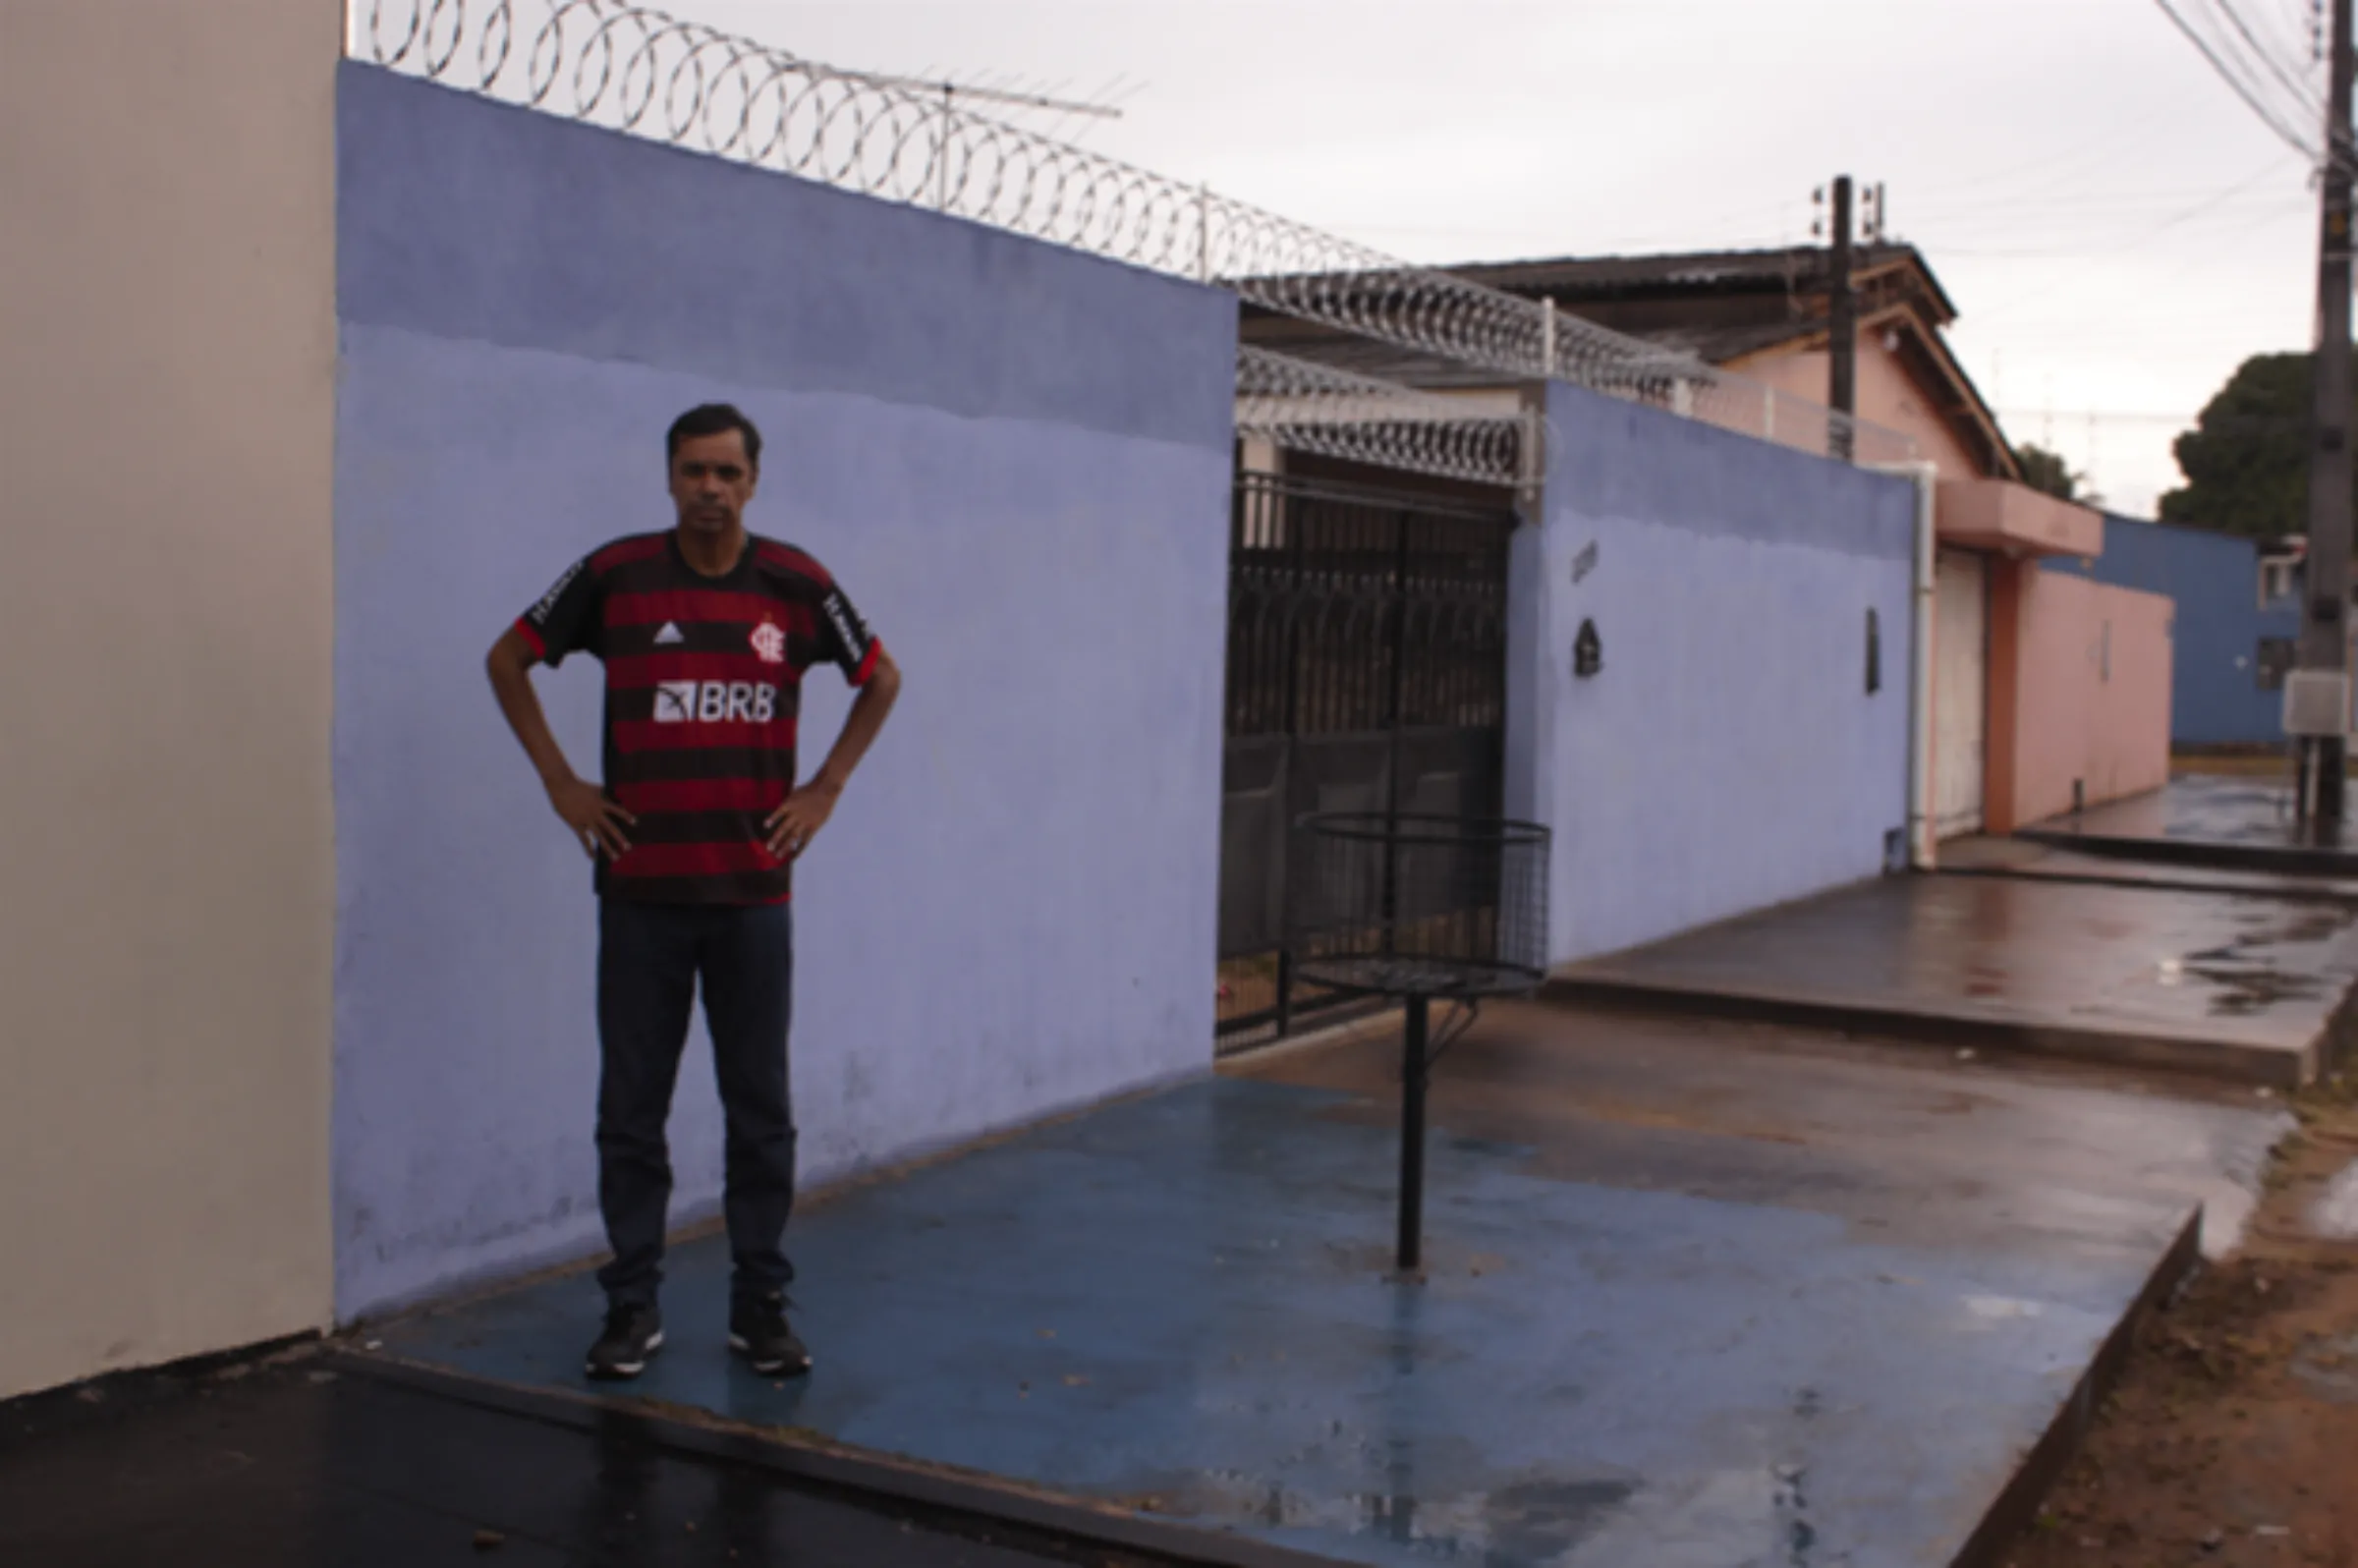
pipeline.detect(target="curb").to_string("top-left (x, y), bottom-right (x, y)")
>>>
top-left (1935, 863), bottom-right (2358, 906)
top-left (2015, 827), bottom-right (2358, 881)
top-left (333, 1351), bottom-right (1356, 1568)
top-left (1535, 975), bottom-right (2316, 1089)
top-left (1946, 1208), bottom-right (2205, 1568)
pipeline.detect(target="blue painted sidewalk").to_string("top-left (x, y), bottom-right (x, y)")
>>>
top-left (374, 1011), bottom-right (2283, 1567)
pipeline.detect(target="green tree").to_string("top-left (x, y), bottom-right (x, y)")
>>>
top-left (2014, 442), bottom-right (2084, 501)
top-left (2159, 351), bottom-right (2328, 539)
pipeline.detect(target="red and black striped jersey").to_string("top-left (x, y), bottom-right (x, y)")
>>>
top-left (515, 531), bottom-right (881, 905)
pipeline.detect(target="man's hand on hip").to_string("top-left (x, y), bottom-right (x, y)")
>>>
top-left (548, 775), bottom-right (636, 860)
top-left (766, 778), bottom-right (843, 860)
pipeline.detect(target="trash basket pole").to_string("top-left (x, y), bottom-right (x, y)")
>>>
top-left (1396, 993), bottom-right (1429, 1274)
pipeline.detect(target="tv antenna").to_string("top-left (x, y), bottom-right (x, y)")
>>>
top-left (848, 70), bottom-right (1126, 121)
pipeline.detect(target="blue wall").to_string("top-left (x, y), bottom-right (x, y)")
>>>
top-left (1509, 384), bottom-right (1916, 964)
top-left (333, 67), bottom-right (1236, 1318)
top-left (2044, 516), bottom-right (2293, 747)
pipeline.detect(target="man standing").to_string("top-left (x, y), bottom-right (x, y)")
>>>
top-left (486, 404), bottom-right (900, 1380)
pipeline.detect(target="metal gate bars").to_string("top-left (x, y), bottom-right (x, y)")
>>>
top-left (1215, 471), bottom-right (1515, 1047)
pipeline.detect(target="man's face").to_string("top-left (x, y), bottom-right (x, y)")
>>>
top-left (669, 429), bottom-right (758, 536)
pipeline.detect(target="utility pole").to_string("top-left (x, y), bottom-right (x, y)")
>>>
top-left (2304, 0), bottom-right (2355, 825)
top-left (1827, 174), bottom-right (1857, 463)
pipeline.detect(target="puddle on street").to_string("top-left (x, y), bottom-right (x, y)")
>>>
top-left (1140, 1466), bottom-right (1641, 1562)
top-left (1127, 1451), bottom-right (1830, 1564)
top-left (2311, 1160), bottom-right (2358, 1241)
top-left (2291, 1331), bottom-right (2358, 1405)
top-left (2181, 965), bottom-right (2324, 1017)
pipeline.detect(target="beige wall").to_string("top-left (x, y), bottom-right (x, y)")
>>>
top-left (1735, 334), bottom-right (1988, 480)
top-left (0, 1), bottom-right (338, 1398)
top-left (1987, 569), bottom-right (2174, 833)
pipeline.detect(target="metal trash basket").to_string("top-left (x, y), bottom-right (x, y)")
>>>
top-left (1285, 812), bottom-right (1550, 1274)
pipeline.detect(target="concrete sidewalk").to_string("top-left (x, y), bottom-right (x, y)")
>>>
top-left (1546, 873), bottom-right (2358, 1087)
top-left (367, 1008), bottom-right (2285, 1568)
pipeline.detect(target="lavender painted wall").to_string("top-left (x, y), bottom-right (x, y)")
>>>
top-left (1511, 382), bottom-right (1916, 964)
top-left (333, 67), bottom-right (1235, 1318)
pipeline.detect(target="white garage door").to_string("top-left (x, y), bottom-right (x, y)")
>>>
top-left (1933, 548), bottom-right (1989, 839)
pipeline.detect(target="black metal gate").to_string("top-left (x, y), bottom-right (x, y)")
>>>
top-left (1216, 471), bottom-right (1514, 1045)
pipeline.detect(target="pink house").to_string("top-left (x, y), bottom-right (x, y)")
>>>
top-left (1447, 246), bottom-right (2173, 842)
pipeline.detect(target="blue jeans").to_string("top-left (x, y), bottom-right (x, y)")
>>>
top-left (593, 898), bottom-right (796, 1309)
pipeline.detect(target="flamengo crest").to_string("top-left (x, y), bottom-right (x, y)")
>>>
top-left (750, 622), bottom-right (787, 664)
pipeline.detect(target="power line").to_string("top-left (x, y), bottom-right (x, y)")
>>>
top-left (1908, 201), bottom-right (2302, 251)
top-left (1995, 408), bottom-right (2198, 423)
top-left (2202, 0), bottom-right (2328, 129)
top-left (1912, 151), bottom-right (2304, 269)
top-left (2153, 0), bottom-right (2335, 165)
top-left (2207, 0), bottom-right (2326, 118)
top-left (1904, 177), bottom-right (2305, 219)
top-left (1907, 114), bottom-right (2225, 214)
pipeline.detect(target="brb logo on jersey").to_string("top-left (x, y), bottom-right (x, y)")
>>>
top-left (654, 681), bottom-right (778, 724)
top-left (750, 622), bottom-right (787, 665)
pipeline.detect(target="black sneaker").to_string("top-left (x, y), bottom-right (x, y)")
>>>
top-left (728, 1293), bottom-right (812, 1376)
top-left (586, 1303), bottom-right (664, 1380)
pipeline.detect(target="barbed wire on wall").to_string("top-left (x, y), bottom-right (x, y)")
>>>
top-left (353, 0), bottom-right (1915, 469)
top-left (1235, 347), bottom-right (1540, 489)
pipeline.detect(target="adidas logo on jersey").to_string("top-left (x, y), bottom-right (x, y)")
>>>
top-left (653, 622), bottom-right (685, 645)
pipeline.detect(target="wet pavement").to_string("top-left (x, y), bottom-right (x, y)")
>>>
top-left (2021, 775), bottom-right (2358, 875)
top-left (1241, 1006), bottom-right (2287, 1262)
top-left (372, 1008), bottom-right (2286, 1568)
top-left (1549, 873), bottom-right (2358, 1086)
top-left (0, 1350), bottom-right (1122, 1568)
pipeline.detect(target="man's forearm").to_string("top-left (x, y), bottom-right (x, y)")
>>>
top-left (812, 654), bottom-right (901, 791)
top-left (487, 635), bottom-right (579, 791)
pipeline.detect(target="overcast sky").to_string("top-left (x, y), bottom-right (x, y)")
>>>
top-left (663, 0), bottom-right (2327, 517)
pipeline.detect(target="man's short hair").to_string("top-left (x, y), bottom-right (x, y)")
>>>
top-left (666, 404), bottom-right (762, 470)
